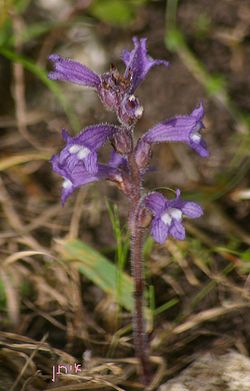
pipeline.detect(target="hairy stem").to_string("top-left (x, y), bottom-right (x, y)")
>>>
top-left (128, 151), bottom-right (151, 385)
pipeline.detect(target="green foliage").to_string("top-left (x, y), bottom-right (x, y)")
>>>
top-left (12, 0), bottom-right (32, 13)
top-left (0, 18), bottom-right (12, 46)
top-left (106, 201), bottom-right (129, 319)
top-left (165, 28), bottom-right (185, 51)
top-left (89, 0), bottom-right (148, 26)
top-left (241, 249), bottom-right (250, 262)
top-left (143, 236), bottom-right (154, 258)
top-left (106, 201), bottom-right (129, 272)
top-left (206, 74), bottom-right (226, 95)
top-left (8, 21), bottom-right (62, 46)
top-left (154, 298), bottom-right (179, 316)
top-left (0, 279), bottom-right (6, 310)
top-left (194, 14), bottom-right (212, 37)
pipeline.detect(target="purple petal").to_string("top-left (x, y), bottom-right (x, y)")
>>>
top-left (191, 101), bottom-right (204, 121)
top-left (48, 54), bottom-right (101, 88)
top-left (68, 162), bottom-right (116, 188)
top-left (108, 151), bottom-right (125, 168)
top-left (169, 220), bottom-right (185, 240)
top-left (189, 138), bottom-right (209, 157)
top-left (145, 192), bottom-right (166, 215)
top-left (151, 217), bottom-right (169, 244)
top-left (50, 153), bottom-right (97, 205)
top-left (61, 180), bottom-right (74, 206)
top-left (181, 201), bottom-right (203, 218)
top-left (50, 153), bottom-right (66, 177)
top-left (122, 37), bottom-right (169, 92)
top-left (61, 128), bottom-right (72, 142)
top-left (121, 49), bottom-right (130, 64)
top-left (144, 115), bottom-right (197, 144)
top-left (84, 151), bottom-right (98, 174)
top-left (75, 124), bottom-right (118, 150)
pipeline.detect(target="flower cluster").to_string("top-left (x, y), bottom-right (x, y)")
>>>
top-left (49, 37), bottom-right (208, 243)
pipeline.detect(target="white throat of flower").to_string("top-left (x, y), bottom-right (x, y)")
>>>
top-left (128, 95), bottom-right (143, 118)
top-left (135, 105), bottom-right (143, 118)
top-left (161, 207), bottom-right (182, 226)
top-left (69, 144), bottom-right (91, 160)
top-left (62, 178), bottom-right (72, 189)
top-left (190, 123), bottom-right (202, 144)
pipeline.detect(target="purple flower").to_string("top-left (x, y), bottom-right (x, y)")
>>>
top-left (51, 148), bottom-right (122, 205)
top-left (48, 38), bottom-right (168, 126)
top-left (142, 102), bottom-right (208, 157)
top-left (52, 157), bottom-right (120, 206)
top-left (145, 190), bottom-right (203, 244)
top-left (122, 37), bottom-right (169, 93)
top-left (56, 124), bottom-right (118, 175)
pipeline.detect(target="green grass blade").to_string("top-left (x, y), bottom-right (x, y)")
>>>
top-left (0, 47), bottom-right (79, 130)
top-left (58, 239), bottom-right (134, 312)
top-left (0, 152), bottom-right (51, 171)
top-left (154, 298), bottom-right (179, 317)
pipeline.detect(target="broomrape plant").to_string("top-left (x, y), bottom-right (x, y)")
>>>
top-left (48, 37), bottom-right (208, 384)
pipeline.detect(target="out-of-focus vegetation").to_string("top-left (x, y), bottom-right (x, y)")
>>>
top-left (0, 0), bottom-right (250, 389)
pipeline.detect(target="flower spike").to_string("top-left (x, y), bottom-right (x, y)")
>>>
top-left (49, 36), bottom-right (208, 383)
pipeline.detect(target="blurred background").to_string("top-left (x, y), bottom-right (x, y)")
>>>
top-left (0, 0), bottom-right (250, 390)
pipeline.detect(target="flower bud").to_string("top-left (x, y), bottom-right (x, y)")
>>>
top-left (135, 139), bottom-right (152, 170)
top-left (137, 207), bottom-right (153, 228)
top-left (118, 94), bottom-right (143, 126)
top-left (110, 127), bottom-right (133, 155)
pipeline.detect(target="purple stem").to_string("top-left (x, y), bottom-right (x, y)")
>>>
top-left (127, 151), bottom-right (151, 385)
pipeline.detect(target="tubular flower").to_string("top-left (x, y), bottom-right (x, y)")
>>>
top-left (48, 54), bottom-right (101, 88)
top-left (122, 37), bottom-right (169, 93)
top-left (145, 190), bottom-right (203, 244)
top-left (141, 102), bottom-right (208, 157)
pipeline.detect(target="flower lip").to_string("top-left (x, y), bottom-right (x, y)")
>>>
top-left (62, 178), bottom-right (73, 189)
top-left (68, 144), bottom-right (91, 160)
top-left (51, 150), bottom-right (122, 205)
top-left (134, 105), bottom-right (144, 118)
top-left (161, 208), bottom-right (182, 225)
top-left (190, 130), bottom-right (202, 143)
